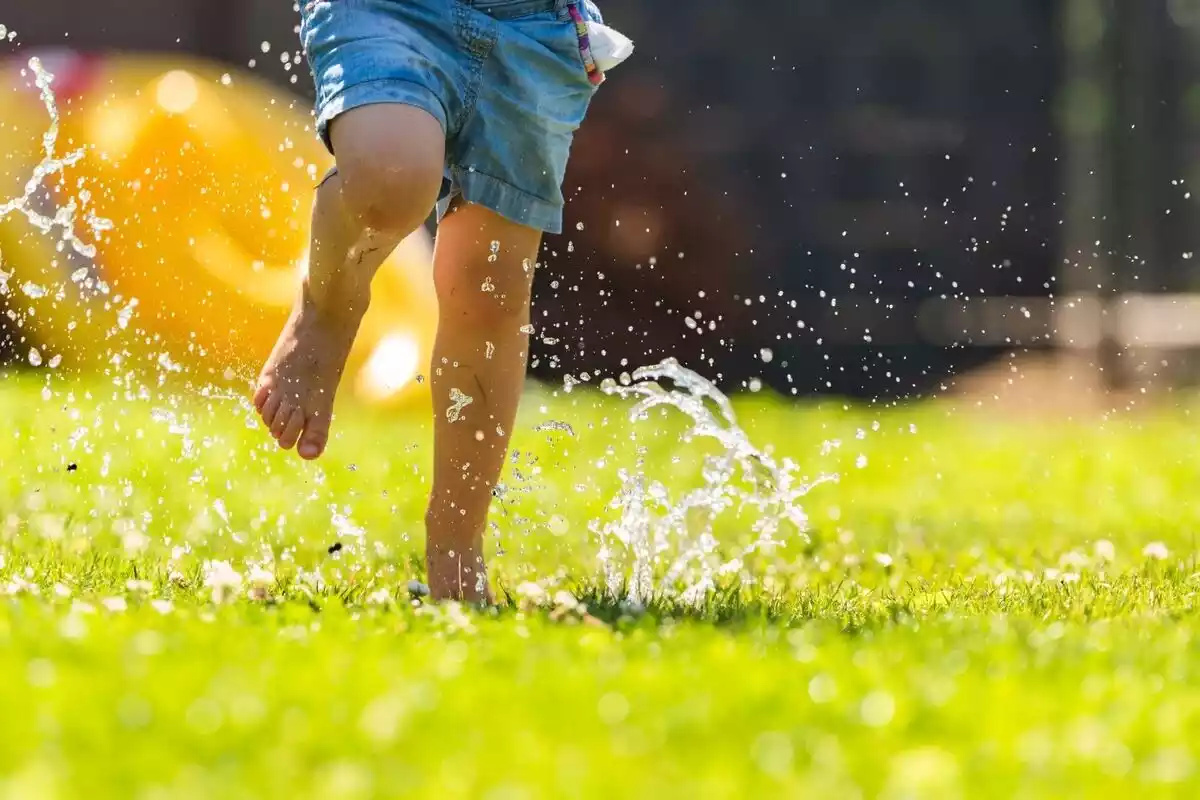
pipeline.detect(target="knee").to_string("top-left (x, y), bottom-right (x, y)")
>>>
top-left (435, 266), bottom-right (530, 326)
top-left (338, 157), bottom-right (442, 235)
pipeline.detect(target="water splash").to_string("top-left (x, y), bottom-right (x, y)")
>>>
top-left (0, 56), bottom-right (111, 258)
top-left (596, 358), bottom-right (837, 605)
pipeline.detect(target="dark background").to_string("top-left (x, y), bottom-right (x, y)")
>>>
top-left (2, 0), bottom-right (1197, 399)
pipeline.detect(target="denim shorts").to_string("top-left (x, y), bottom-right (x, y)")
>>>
top-left (300, 0), bottom-right (603, 234)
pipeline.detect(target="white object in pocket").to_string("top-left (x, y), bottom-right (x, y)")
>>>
top-left (587, 21), bottom-right (634, 73)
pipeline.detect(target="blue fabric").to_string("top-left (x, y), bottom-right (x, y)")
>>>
top-left (300, 0), bottom-right (602, 234)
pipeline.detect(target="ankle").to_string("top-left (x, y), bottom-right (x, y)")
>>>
top-left (302, 275), bottom-right (371, 322)
top-left (425, 545), bottom-right (489, 602)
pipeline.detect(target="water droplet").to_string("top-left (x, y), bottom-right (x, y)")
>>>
top-left (519, 324), bottom-right (535, 335)
top-left (534, 420), bottom-right (576, 437)
top-left (28, 347), bottom-right (42, 367)
top-left (446, 388), bottom-right (474, 423)
top-left (154, 352), bottom-right (181, 373)
top-left (485, 341), bottom-right (495, 360)
top-left (748, 378), bottom-right (763, 392)
top-left (117, 298), bottom-right (139, 329)
top-left (760, 348), bottom-right (774, 363)
top-left (481, 276), bottom-right (495, 292)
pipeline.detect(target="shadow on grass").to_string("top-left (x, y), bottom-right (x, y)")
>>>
top-left (493, 579), bottom-right (904, 633)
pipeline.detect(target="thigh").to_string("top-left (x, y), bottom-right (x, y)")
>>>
top-left (441, 8), bottom-right (598, 236)
top-left (433, 202), bottom-right (541, 306)
top-left (301, 0), bottom-right (465, 152)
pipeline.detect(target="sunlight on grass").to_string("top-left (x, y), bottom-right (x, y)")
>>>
top-left (2, 376), bottom-right (1200, 796)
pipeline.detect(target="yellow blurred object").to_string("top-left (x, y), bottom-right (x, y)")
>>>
top-left (0, 51), bottom-right (437, 409)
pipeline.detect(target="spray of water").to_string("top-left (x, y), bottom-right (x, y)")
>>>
top-left (0, 55), bottom-right (111, 258)
top-left (596, 359), bottom-right (837, 605)
top-left (0, 41), bottom-right (369, 571)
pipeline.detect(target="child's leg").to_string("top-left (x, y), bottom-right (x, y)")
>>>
top-left (426, 202), bottom-right (541, 602)
top-left (255, 105), bottom-right (444, 458)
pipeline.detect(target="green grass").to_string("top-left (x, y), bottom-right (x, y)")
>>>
top-left (3, 373), bottom-right (1200, 798)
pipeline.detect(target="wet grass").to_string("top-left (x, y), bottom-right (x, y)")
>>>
top-left (2, 374), bottom-right (1200, 797)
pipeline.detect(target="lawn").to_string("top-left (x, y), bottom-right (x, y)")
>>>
top-left (2, 370), bottom-right (1200, 798)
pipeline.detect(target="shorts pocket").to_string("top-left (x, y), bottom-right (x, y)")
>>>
top-left (510, 6), bottom-right (601, 92)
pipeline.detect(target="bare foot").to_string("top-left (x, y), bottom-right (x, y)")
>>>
top-left (253, 281), bottom-right (364, 459)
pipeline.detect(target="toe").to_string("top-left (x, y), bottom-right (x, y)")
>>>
top-left (252, 380), bottom-right (272, 411)
top-left (297, 411), bottom-right (330, 460)
top-left (259, 389), bottom-right (284, 429)
top-left (278, 407), bottom-right (306, 450)
top-left (270, 402), bottom-right (295, 439)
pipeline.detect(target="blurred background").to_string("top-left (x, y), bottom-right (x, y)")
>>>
top-left (2, 0), bottom-right (1199, 403)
